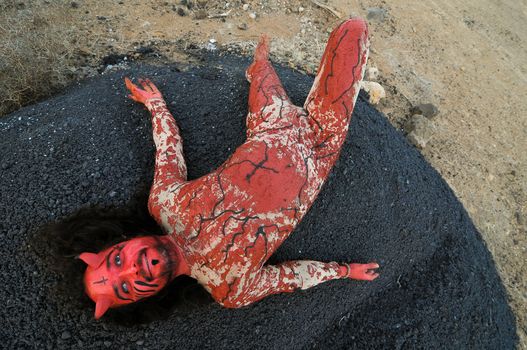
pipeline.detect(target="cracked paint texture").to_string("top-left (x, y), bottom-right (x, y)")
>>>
top-left (145, 18), bottom-right (370, 307)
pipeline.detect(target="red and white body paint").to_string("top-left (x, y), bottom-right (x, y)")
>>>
top-left (81, 18), bottom-right (379, 318)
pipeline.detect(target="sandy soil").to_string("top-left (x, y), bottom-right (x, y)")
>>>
top-left (1, 0), bottom-right (525, 347)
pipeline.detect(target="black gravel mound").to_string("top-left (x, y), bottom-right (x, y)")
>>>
top-left (0, 55), bottom-right (517, 349)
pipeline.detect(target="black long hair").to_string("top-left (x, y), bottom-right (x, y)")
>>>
top-left (33, 190), bottom-right (212, 325)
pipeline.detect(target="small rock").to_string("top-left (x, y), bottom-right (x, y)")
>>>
top-left (237, 22), bottom-right (248, 30)
top-left (136, 340), bottom-right (145, 345)
top-left (206, 38), bottom-right (217, 51)
top-left (360, 81), bottom-right (386, 104)
top-left (61, 331), bottom-right (71, 340)
top-left (103, 341), bottom-right (112, 347)
top-left (366, 7), bottom-right (387, 22)
top-left (365, 66), bottom-right (379, 80)
top-left (96, 16), bottom-right (108, 21)
top-left (176, 6), bottom-right (187, 16)
top-left (298, 6), bottom-right (304, 13)
top-left (404, 115), bottom-right (436, 149)
top-left (515, 211), bottom-right (526, 227)
top-left (411, 103), bottom-right (439, 118)
top-left (136, 46), bottom-right (154, 55)
top-left (248, 12), bottom-right (257, 19)
top-left (194, 9), bottom-right (207, 19)
top-left (70, 1), bottom-right (79, 8)
top-left (242, 3), bottom-right (249, 11)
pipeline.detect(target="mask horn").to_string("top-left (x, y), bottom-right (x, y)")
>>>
top-left (94, 297), bottom-right (113, 319)
top-left (78, 252), bottom-right (104, 268)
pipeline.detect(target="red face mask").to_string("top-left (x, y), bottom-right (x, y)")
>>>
top-left (79, 236), bottom-right (176, 319)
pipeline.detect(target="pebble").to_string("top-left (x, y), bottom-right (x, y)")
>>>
top-left (206, 38), bottom-right (217, 51)
top-left (404, 114), bottom-right (436, 149)
top-left (365, 66), bottom-right (379, 81)
top-left (366, 7), bottom-right (387, 22)
top-left (237, 22), bottom-right (248, 30)
top-left (411, 103), bottom-right (439, 118)
top-left (194, 9), bottom-right (207, 19)
top-left (136, 340), bottom-right (145, 345)
top-left (242, 3), bottom-right (249, 11)
top-left (70, 1), bottom-right (79, 8)
top-left (515, 211), bottom-right (526, 227)
top-left (360, 81), bottom-right (386, 104)
top-left (61, 331), bottom-right (71, 340)
top-left (298, 6), bottom-right (304, 13)
top-left (176, 6), bottom-right (187, 16)
top-left (248, 12), bottom-right (257, 19)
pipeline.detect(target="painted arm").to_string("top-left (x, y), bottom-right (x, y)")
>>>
top-left (125, 78), bottom-right (187, 217)
top-left (144, 98), bottom-right (187, 184)
top-left (221, 261), bottom-right (379, 308)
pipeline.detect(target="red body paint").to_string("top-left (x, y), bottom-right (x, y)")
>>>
top-left (82, 18), bottom-right (379, 318)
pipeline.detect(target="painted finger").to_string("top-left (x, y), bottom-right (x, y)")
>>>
top-left (145, 79), bottom-right (160, 94)
top-left (140, 78), bottom-right (153, 93)
top-left (125, 77), bottom-right (138, 93)
top-left (365, 273), bottom-right (379, 281)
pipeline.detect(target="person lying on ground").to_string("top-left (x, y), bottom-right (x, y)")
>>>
top-left (78, 17), bottom-right (379, 319)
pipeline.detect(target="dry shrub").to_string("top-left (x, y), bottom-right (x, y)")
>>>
top-left (0, 2), bottom-right (78, 116)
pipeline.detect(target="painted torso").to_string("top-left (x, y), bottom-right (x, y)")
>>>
top-left (150, 101), bottom-right (329, 305)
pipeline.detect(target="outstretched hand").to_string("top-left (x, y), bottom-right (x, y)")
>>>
top-left (340, 262), bottom-right (380, 281)
top-left (124, 77), bottom-right (163, 105)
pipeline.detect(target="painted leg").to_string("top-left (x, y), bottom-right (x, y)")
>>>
top-left (245, 35), bottom-right (295, 137)
top-left (304, 18), bottom-right (369, 176)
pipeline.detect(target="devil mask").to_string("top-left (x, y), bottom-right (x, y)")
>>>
top-left (79, 235), bottom-right (178, 319)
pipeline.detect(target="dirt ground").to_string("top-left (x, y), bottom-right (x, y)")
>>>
top-left (1, 0), bottom-right (525, 347)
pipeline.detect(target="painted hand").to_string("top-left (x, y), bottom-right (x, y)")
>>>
top-left (125, 77), bottom-right (163, 105)
top-left (340, 263), bottom-right (380, 281)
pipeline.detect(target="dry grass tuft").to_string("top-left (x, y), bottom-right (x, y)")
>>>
top-left (0, 2), bottom-right (79, 116)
